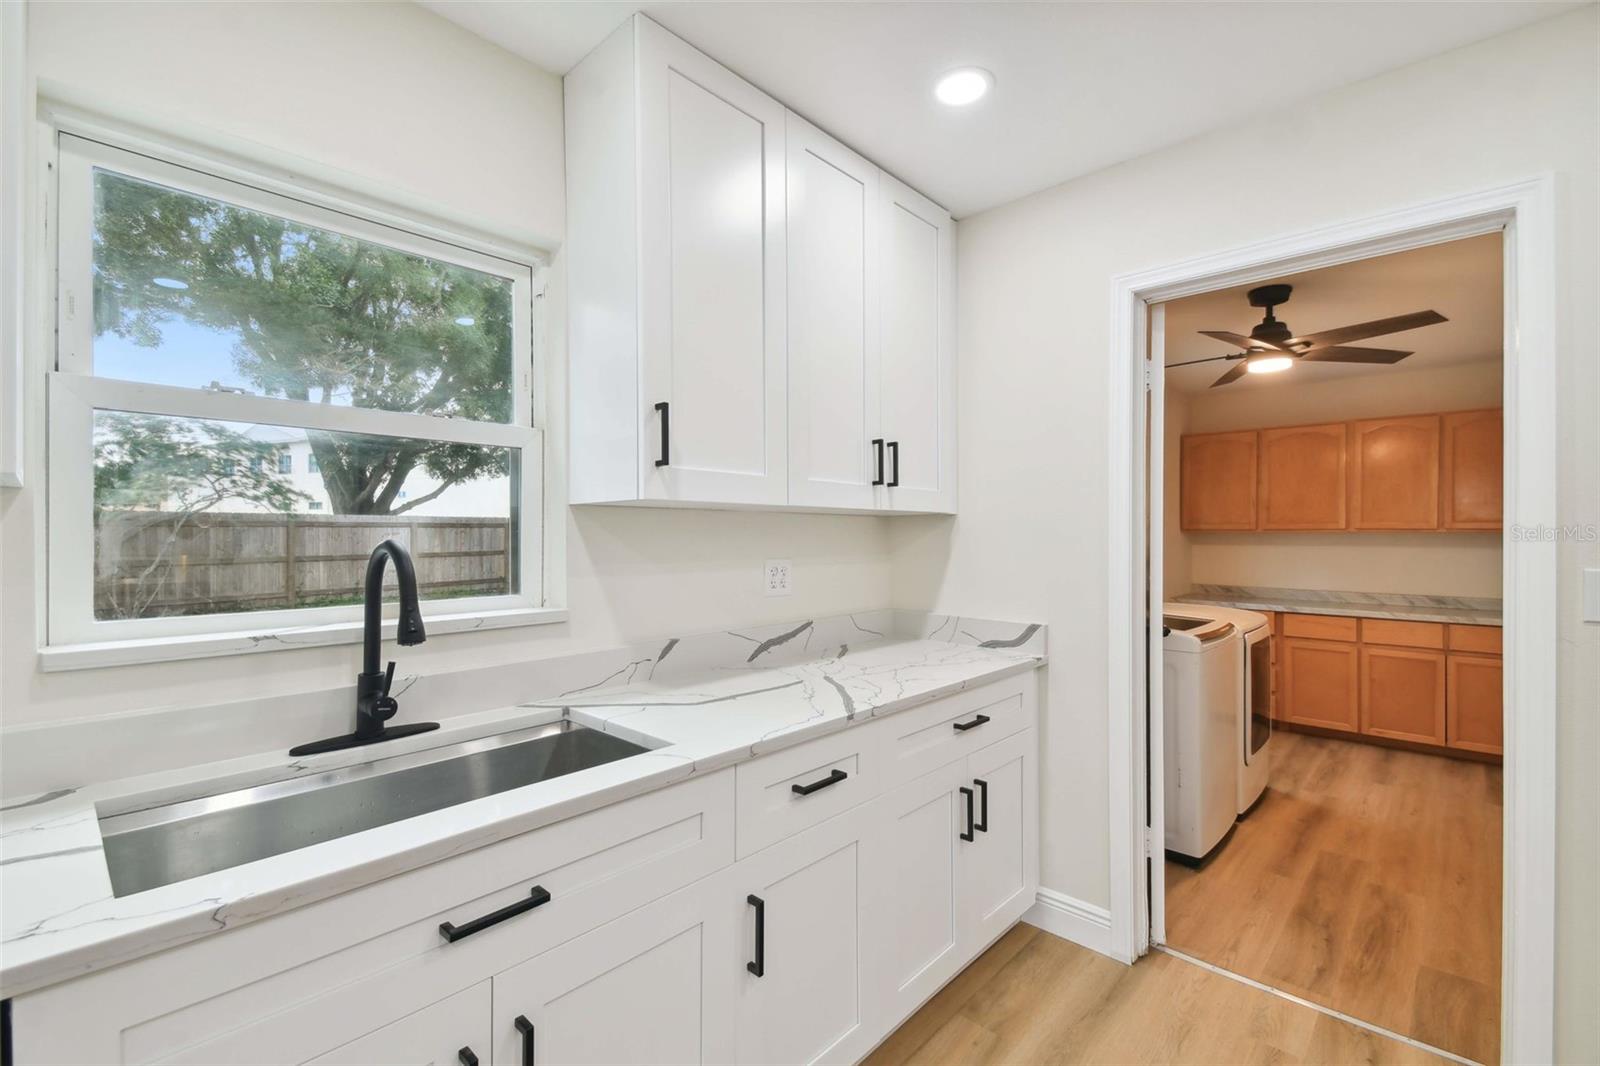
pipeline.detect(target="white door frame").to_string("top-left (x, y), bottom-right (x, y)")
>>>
top-left (1105, 176), bottom-right (1557, 1064)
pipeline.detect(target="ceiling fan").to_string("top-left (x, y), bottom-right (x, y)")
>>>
top-left (1169, 284), bottom-right (1448, 388)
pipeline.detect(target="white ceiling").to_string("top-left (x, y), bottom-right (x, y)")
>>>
top-left (421, 1), bottom-right (1577, 217)
top-left (1163, 233), bottom-right (1503, 394)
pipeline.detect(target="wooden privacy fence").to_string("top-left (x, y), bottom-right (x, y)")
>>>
top-left (94, 511), bottom-right (514, 618)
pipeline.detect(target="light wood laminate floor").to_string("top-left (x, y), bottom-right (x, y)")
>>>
top-left (864, 923), bottom-right (1451, 1065)
top-left (1166, 731), bottom-right (1502, 1064)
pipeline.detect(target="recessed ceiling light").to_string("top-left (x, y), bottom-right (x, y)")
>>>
top-left (934, 67), bottom-right (992, 107)
top-left (1245, 353), bottom-right (1294, 375)
top-left (454, 315), bottom-right (476, 326)
top-left (151, 277), bottom-right (189, 290)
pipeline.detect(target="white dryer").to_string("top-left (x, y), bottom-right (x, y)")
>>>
top-left (1166, 603), bottom-right (1272, 815)
top-left (1161, 614), bottom-right (1240, 862)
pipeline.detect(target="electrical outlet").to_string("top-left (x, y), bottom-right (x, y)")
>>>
top-left (764, 559), bottom-right (792, 597)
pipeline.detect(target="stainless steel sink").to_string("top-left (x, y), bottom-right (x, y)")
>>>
top-left (99, 721), bottom-right (653, 898)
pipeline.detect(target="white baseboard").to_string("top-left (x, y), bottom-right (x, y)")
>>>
top-left (1023, 887), bottom-right (1114, 957)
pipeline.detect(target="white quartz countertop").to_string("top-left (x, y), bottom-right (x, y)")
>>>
top-left (1172, 586), bottom-right (1502, 627)
top-left (0, 627), bottom-right (1043, 998)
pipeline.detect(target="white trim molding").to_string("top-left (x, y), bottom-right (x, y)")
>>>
top-left (0, 0), bottom-right (27, 488)
top-left (1023, 888), bottom-right (1114, 958)
top-left (1105, 176), bottom-right (1559, 1064)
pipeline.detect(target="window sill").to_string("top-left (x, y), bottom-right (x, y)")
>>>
top-left (37, 606), bottom-right (570, 672)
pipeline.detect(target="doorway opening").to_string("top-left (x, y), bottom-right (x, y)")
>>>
top-left (1106, 178), bottom-right (1558, 1066)
top-left (1157, 235), bottom-right (1504, 1063)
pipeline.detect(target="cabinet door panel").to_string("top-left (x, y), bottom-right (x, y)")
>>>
top-left (1442, 409), bottom-right (1503, 529)
top-left (871, 762), bottom-right (964, 1024)
top-left (1360, 646), bottom-right (1446, 745)
top-left (308, 983), bottom-right (489, 1066)
top-left (1180, 431), bottom-right (1257, 530)
top-left (787, 115), bottom-right (879, 509)
top-left (638, 21), bottom-right (786, 505)
top-left (1349, 415), bottom-right (1440, 529)
top-left (878, 174), bottom-right (954, 513)
top-left (736, 810), bottom-right (870, 1066)
top-left (1448, 654), bottom-right (1504, 755)
top-left (960, 729), bottom-right (1036, 951)
top-left (492, 877), bottom-right (735, 1066)
top-left (1280, 638), bottom-right (1359, 732)
top-left (1258, 423), bottom-right (1346, 530)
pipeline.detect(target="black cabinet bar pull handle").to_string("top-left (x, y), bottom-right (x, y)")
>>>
top-left (438, 885), bottom-right (551, 943)
top-left (887, 440), bottom-right (900, 487)
top-left (747, 894), bottom-right (765, 977)
top-left (953, 713), bottom-right (991, 733)
top-left (458, 1048), bottom-right (479, 1066)
top-left (973, 778), bottom-right (989, 833)
top-left (654, 402), bottom-right (670, 467)
top-left (514, 1015), bottom-right (535, 1066)
top-left (871, 438), bottom-right (885, 486)
top-left (791, 768), bottom-right (848, 796)
top-left (959, 786), bottom-right (975, 841)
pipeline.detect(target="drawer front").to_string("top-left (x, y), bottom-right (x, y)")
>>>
top-left (1448, 624), bottom-right (1503, 655)
top-left (1360, 618), bottom-right (1445, 649)
top-left (48, 772), bottom-right (735, 1066)
top-left (735, 725), bottom-right (882, 858)
top-left (1281, 613), bottom-right (1359, 642)
top-left (882, 673), bottom-right (1036, 789)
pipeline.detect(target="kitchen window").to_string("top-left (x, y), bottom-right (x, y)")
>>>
top-left (46, 133), bottom-right (550, 658)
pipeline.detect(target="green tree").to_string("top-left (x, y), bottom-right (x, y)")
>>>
top-left (90, 170), bottom-right (514, 515)
top-left (95, 413), bottom-right (309, 618)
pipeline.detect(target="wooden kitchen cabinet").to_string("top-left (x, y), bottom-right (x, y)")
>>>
top-left (1441, 409), bottom-right (1503, 529)
top-left (1280, 637), bottom-right (1360, 732)
top-left (1360, 645), bottom-right (1447, 745)
top-left (1257, 423), bottom-right (1347, 530)
top-left (1348, 415), bottom-right (1441, 530)
top-left (1448, 653), bottom-right (1504, 755)
top-left (1180, 430), bottom-right (1258, 530)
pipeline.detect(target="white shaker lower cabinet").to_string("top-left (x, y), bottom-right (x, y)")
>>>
top-left (734, 805), bottom-right (875, 1066)
top-left (491, 876), bottom-right (739, 1066)
top-left (307, 983), bottom-right (490, 1066)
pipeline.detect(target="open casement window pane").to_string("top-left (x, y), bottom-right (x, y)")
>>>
top-left (92, 410), bottom-right (520, 621)
top-left (89, 168), bottom-right (516, 422)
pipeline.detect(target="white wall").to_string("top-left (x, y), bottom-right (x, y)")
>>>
top-left (0, 1), bottom-right (894, 730)
top-left (891, 9), bottom-right (1597, 1059)
top-left (1170, 360), bottom-right (1504, 598)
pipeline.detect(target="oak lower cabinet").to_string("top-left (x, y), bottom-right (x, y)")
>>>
top-left (1448, 654), bottom-right (1504, 755)
top-left (492, 876), bottom-right (739, 1066)
top-left (1279, 637), bottom-right (1360, 732)
top-left (1360, 645), bottom-right (1446, 745)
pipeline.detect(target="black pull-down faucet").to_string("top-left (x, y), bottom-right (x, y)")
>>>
top-left (290, 539), bottom-right (440, 757)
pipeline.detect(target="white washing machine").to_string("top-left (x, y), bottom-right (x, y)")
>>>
top-left (1166, 603), bottom-right (1273, 815)
top-left (1161, 613), bottom-right (1240, 862)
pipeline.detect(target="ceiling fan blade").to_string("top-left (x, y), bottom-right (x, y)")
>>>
top-left (1289, 310), bottom-right (1447, 351)
top-left (1167, 353), bottom-right (1241, 369)
top-left (1210, 362), bottom-right (1249, 388)
top-left (1299, 346), bottom-right (1414, 364)
top-left (1199, 329), bottom-right (1294, 353)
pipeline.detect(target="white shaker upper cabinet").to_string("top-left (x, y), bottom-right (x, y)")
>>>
top-left (878, 176), bottom-right (956, 513)
top-left (786, 115), bottom-right (881, 511)
top-left (567, 16), bottom-right (787, 507)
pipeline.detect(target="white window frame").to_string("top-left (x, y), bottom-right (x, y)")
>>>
top-left (44, 132), bottom-right (556, 662)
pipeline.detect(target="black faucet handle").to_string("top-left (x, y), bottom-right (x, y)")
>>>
top-left (382, 660), bottom-right (396, 697)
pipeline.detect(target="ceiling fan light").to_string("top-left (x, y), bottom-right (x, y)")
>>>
top-left (1246, 354), bottom-right (1293, 375)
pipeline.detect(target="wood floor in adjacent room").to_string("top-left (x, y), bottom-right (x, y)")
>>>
top-left (864, 923), bottom-right (1451, 1066)
top-left (1166, 730), bottom-right (1503, 1064)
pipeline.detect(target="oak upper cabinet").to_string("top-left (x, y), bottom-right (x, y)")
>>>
top-left (878, 173), bottom-right (956, 513)
top-left (1257, 423), bottom-right (1346, 530)
top-left (1180, 430), bottom-right (1258, 530)
top-left (786, 115), bottom-right (881, 510)
top-left (1441, 409), bottom-right (1503, 530)
top-left (1280, 636), bottom-right (1359, 732)
top-left (1349, 414), bottom-right (1441, 529)
top-left (567, 16), bottom-right (788, 507)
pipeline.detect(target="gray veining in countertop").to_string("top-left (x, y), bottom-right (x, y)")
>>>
top-left (1172, 584), bottom-right (1502, 626)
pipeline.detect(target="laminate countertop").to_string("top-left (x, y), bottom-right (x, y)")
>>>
top-left (0, 613), bottom-right (1044, 999)
top-left (1172, 585), bottom-right (1502, 627)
